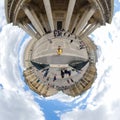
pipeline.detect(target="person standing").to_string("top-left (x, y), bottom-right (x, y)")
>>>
top-left (70, 39), bottom-right (73, 43)
top-left (53, 74), bottom-right (57, 81)
top-left (61, 69), bottom-right (64, 78)
top-left (48, 39), bottom-right (52, 43)
top-left (43, 68), bottom-right (49, 78)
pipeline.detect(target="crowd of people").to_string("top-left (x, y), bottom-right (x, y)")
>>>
top-left (31, 29), bottom-right (87, 91)
top-left (47, 29), bottom-right (86, 57)
top-left (54, 29), bottom-right (86, 49)
top-left (41, 67), bottom-right (72, 80)
top-left (32, 66), bottom-right (79, 91)
top-left (61, 69), bottom-right (71, 78)
top-left (54, 29), bottom-right (72, 38)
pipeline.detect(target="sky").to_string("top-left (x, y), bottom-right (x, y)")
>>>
top-left (0, 0), bottom-right (120, 120)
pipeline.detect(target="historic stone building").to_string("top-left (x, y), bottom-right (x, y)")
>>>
top-left (5, 0), bottom-right (114, 97)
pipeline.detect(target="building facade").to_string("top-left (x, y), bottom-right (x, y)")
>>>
top-left (5, 0), bottom-right (114, 97)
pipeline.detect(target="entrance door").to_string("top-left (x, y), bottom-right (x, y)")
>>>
top-left (57, 21), bottom-right (62, 30)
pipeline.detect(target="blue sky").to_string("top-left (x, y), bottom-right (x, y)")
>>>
top-left (1, 0), bottom-right (120, 120)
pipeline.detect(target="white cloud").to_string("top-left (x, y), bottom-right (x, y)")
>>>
top-left (60, 4), bottom-right (120, 120)
top-left (60, 106), bottom-right (108, 120)
top-left (0, 24), bottom-right (45, 120)
top-left (0, 0), bottom-right (6, 28)
top-left (0, 24), bottom-right (25, 90)
top-left (19, 36), bottom-right (31, 70)
top-left (1, 1), bottom-right (120, 120)
top-left (0, 89), bottom-right (45, 120)
top-left (46, 91), bottom-right (76, 103)
top-left (60, 103), bottom-right (120, 120)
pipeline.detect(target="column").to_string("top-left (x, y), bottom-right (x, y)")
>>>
top-left (81, 22), bottom-right (100, 38)
top-left (64, 0), bottom-right (76, 31)
top-left (86, 23), bottom-right (100, 35)
top-left (74, 84), bottom-right (80, 93)
top-left (18, 22), bottom-right (40, 39)
top-left (41, 86), bottom-right (48, 95)
top-left (40, 13), bottom-right (49, 32)
top-left (29, 76), bottom-right (37, 82)
top-left (35, 82), bottom-right (41, 88)
top-left (92, 0), bottom-right (105, 24)
top-left (75, 6), bottom-right (96, 36)
top-left (24, 70), bottom-right (32, 76)
top-left (32, 78), bottom-right (38, 86)
top-left (70, 14), bottom-right (79, 33)
top-left (80, 81), bottom-right (86, 88)
top-left (18, 22), bottom-right (36, 37)
top-left (80, 23), bottom-right (95, 38)
top-left (78, 82), bottom-right (84, 89)
top-left (26, 74), bottom-right (34, 80)
top-left (23, 6), bottom-right (45, 36)
top-left (38, 83), bottom-right (44, 91)
top-left (43, 0), bottom-right (54, 31)
top-left (79, 23), bottom-right (90, 36)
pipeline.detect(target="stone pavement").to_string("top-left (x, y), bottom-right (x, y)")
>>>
top-left (28, 32), bottom-right (90, 89)
top-left (32, 32), bottom-right (89, 64)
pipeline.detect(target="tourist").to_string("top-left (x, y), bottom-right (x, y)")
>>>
top-left (48, 39), bottom-right (52, 43)
top-left (67, 80), bottom-right (70, 83)
top-left (68, 70), bottom-right (71, 76)
top-left (43, 68), bottom-right (49, 78)
top-left (70, 39), bottom-right (73, 43)
top-left (70, 78), bottom-right (74, 82)
top-left (53, 74), bottom-right (57, 81)
top-left (54, 29), bottom-right (57, 37)
top-left (68, 33), bottom-right (71, 37)
top-left (61, 69), bottom-right (64, 78)
top-left (46, 77), bottom-right (50, 81)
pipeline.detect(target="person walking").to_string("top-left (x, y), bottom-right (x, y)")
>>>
top-left (70, 39), bottom-right (73, 43)
top-left (53, 74), bottom-right (57, 81)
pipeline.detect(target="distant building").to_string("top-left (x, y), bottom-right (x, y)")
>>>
top-left (5, 0), bottom-right (114, 97)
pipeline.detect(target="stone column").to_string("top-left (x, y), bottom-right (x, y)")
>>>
top-left (19, 22), bottom-right (40, 39)
top-left (80, 23), bottom-right (95, 37)
top-left (70, 14), bottom-right (80, 33)
top-left (79, 23), bottom-right (90, 36)
top-left (64, 0), bottom-right (76, 31)
top-left (40, 13), bottom-right (49, 32)
top-left (75, 6), bottom-right (96, 36)
top-left (80, 23), bottom-right (100, 38)
top-left (41, 86), bottom-right (48, 95)
top-left (28, 75), bottom-right (36, 82)
top-left (32, 78), bottom-right (38, 86)
top-left (86, 23), bottom-right (100, 35)
top-left (43, 0), bottom-right (54, 31)
top-left (19, 22), bottom-right (36, 37)
top-left (74, 84), bottom-right (80, 93)
top-left (23, 6), bottom-right (45, 36)
top-left (92, 0), bottom-right (105, 24)
top-left (38, 83), bottom-right (44, 91)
